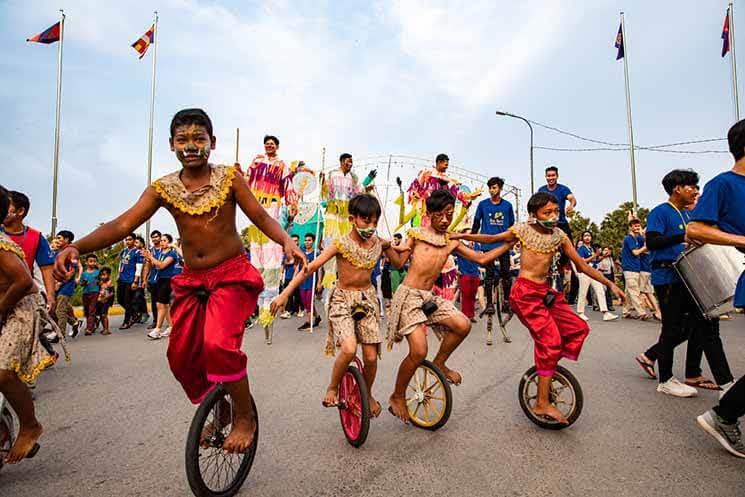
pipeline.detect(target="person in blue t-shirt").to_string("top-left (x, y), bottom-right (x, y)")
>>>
top-left (279, 234), bottom-right (301, 318)
top-left (54, 230), bottom-right (82, 338)
top-left (298, 233), bottom-right (322, 332)
top-left (472, 176), bottom-right (515, 315)
top-left (143, 233), bottom-right (179, 340)
top-left (635, 169), bottom-right (733, 400)
top-left (143, 230), bottom-right (162, 330)
top-left (575, 231), bottom-right (617, 321)
top-left (688, 120), bottom-right (745, 457)
top-left (77, 254), bottom-right (100, 335)
top-left (538, 165), bottom-right (576, 238)
top-left (637, 248), bottom-right (661, 320)
top-left (117, 233), bottom-right (143, 329)
top-left (620, 220), bottom-right (651, 319)
top-left (455, 233), bottom-right (481, 322)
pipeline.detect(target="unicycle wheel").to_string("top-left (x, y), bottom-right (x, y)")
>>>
top-left (338, 364), bottom-right (370, 447)
top-left (185, 386), bottom-right (258, 497)
top-left (406, 360), bottom-right (452, 431)
top-left (0, 408), bottom-right (15, 473)
top-left (518, 365), bottom-right (583, 430)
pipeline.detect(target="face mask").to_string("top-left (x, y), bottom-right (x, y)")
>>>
top-left (356, 226), bottom-right (376, 239)
top-left (536, 218), bottom-right (558, 229)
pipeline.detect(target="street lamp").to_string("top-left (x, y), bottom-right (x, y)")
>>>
top-left (496, 111), bottom-right (535, 195)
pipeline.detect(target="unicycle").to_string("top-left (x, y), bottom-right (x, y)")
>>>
top-left (338, 357), bottom-right (370, 447)
top-left (0, 393), bottom-right (16, 473)
top-left (185, 385), bottom-right (259, 497)
top-left (482, 267), bottom-right (512, 345)
top-left (406, 360), bottom-right (453, 430)
top-left (517, 365), bottom-right (583, 430)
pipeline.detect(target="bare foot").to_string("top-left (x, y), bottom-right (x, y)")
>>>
top-left (388, 395), bottom-right (410, 424)
top-left (222, 412), bottom-right (257, 454)
top-left (369, 397), bottom-right (382, 418)
top-left (434, 362), bottom-right (462, 385)
top-left (322, 387), bottom-right (338, 408)
top-left (200, 399), bottom-right (231, 449)
top-left (6, 422), bottom-right (42, 464)
top-left (532, 404), bottom-right (569, 425)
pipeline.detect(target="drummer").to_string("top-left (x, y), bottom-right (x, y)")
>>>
top-left (689, 119), bottom-right (745, 458)
top-left (635, 169), bottom-right (733, 398)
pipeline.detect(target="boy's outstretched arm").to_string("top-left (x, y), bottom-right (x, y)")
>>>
top-left (453, 240), bottom-right (515, 266)
top-left (564, 238), bottom-right (625, 303)
top-left (383, 238), bottom-right (411, 269)
top-left (270, 245), bottom-right (337, 315)
top-left (53, 187), bottom-right (161, 281)
top-left (0, 252), bottom-right (35, 320)
top-left (449, 231), bottom-right (514, 245)
top-left (233, 173), bottom-right (306, 266)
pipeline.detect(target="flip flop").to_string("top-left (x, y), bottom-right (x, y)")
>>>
top-left (370, 400), bottom-right (382, 418)
top-left (635, 356), bottom-right (657, 379)
top-left (685, 378), bottom-right (721, 391)
top-left (387, 406), bottom-right (409, 425)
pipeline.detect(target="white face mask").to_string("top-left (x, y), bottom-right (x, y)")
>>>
top-left (355, 226), bottom-right (376, 239)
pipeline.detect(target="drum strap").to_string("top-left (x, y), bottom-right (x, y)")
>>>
top-left (667, 201), bottom-right (689, 228)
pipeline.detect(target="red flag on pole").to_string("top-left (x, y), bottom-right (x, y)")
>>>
top-left (723, 12), bottom-right (731, 57)
top-left (132, 25), bottom-right (155, 59)
top-left (27, 22), bottom-right (61, 44)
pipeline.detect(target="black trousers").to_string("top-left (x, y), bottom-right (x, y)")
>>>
top-left (147, 282), bottom-right (158, 323)
top-left (647, 283), bottom-right (732, 385)
top-left (280, 281), bottom-right (301, 314)
top-left (381, 267), bottom-right (392, 300)
top-left (484, 251), bottom-right (512, 307)
top-left (117, 280), bottom-right (135, 325)
top-left (715, 375), bottom-right (745, 422)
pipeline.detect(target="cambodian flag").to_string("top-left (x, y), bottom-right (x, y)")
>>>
top-left (27, 22), bottom-right (61, 44)
top-left (132, 25), bottom-right (155, 59)
top-left (722, 12), bottom-right (731, 57)
top-left (614, 23), bottom-right (624, 60)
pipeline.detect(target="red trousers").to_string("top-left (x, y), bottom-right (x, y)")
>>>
top-left (82, 292), bottom-right (98, 331)
top-left (167, 253), bottom-right (263, 404)
top-left (458, 274), bottom-right (479, 319)
top-left (510, 277), bottom-right (589, 377)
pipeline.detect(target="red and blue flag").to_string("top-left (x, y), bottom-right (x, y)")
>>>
top-left (614, 23), bottom-right (624, 60)
top-left (722, 12), bottom-right (731, 57)
top-left (27, 22), bottom-right (61, 44)
top-left (132, 24), bottom-right (155, 59)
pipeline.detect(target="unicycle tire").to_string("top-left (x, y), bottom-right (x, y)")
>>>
top-left (518, 365), bottom-right (583, 430)
top-left (406, 360), bottom-right (453, 431)
top-left (0, 408), bottom-right (15, 473)
top-left (185, 386), bottom-right (258, 497)
top-left (338, 364), bottom-right (370, 447)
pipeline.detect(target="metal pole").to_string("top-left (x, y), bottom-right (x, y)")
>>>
top-left (144, 11), bottom-right (158, 239)
top-left (730, 3), bottom-right (741, 120)
top-left (620, 12), bottom-right (638, 212)
top-left (50, 10), bottom-right (65, 237)
top-left (496, 111), bottom-right (534, 196)
top-left (235, 127), bottom-right (240, 163)
top-left (309, 147), bottom-right (326, 334)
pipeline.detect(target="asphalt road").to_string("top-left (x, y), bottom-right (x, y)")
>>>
top-left (2, 309), bottom-right (744, 497)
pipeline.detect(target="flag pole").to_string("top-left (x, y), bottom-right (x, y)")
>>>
top-left (730, 3), bottom-right (741, 121)
top-left (309, 147), bottom-right (326, 335)
top-left (235, 128), bottom-right (240, 163)
top-left (144, 11), bottom-right (159, 239)
top-left (620, 12), bottom-right (638, 212)
top-left (50, 10), bottom-right (65, 237)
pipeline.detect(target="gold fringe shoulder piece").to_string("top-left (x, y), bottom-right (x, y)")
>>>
top-left (407, 227), bottom-right (449, 247)
top-left (333, 235), bottom-right (382, 269)
top-left (152, 164), bottom-right (236, 216)
top-left (509, 223), bottom-right (565, 254)
top-left (0, 233), bottom-right (25, 261)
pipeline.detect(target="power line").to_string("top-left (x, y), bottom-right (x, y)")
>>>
top-left (534, 145), bottom-right (728, 154)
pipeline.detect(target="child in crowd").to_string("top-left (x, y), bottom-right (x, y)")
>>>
top-left (54, 108), bottom-right (304, 453)
top-left (53, 230), bottom-right (81, 338)
top-left (297, 233), bottom-right (322, 332)
top-left (454, 232), bottom-right (481, 322)
top-left (96, 267), bottom-right (115, 335)
top-left (386, 190), bottom-right (516, 422)
top-left (271, 194), bottom-right (405, 416)
top-left (279, 234), bottom-right (301, 319)
top-left (453, 192), bottom-right (625, 424)
top-left (77, 254), bottom-right (101, 335)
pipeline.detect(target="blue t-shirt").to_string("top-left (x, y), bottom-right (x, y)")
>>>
top-left (690, 171), bottom-right (745, 307)
top-left (118, 248), bottom-right (142, 284)
top-left (620, 234), bottom-right (643, 273)
top-left (299, 250), bottom-right (317, 290)
top-left (577, 245), bottom-right (593, 260)
top-left (284, 261), bottom-right (296, 282)
top-left (147, 247), bottom-right (161, 284)
top-left (472, 198), bottom-right (515, 250)
top-left (155, 249), bottom-right (179, 279)
top-left (80, 269), bottom-right (100, 294)
top-left (456, 254), bottom-right (480, 277)
top-left (56, 252), bottom-right (77, 297)
top-left (538, 183), bottom-right (572, 223)
top-left (646, 203), bottom-right (689, 285)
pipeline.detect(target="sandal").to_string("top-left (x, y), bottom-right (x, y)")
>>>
top-left (685, 378), bottom-right (721, 391)
top-left (635, 355), bottom-right (657, 379)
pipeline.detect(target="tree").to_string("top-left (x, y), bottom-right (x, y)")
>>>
top-left (597, 201), bottom-right (650, 255)
top-left (568, 210), bottom-right (599, 243)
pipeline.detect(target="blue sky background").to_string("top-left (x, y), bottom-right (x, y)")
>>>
top-left (0, 0), bottom-right (740, 237)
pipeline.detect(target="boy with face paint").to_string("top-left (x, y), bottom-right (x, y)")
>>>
top-left (271, 194), bottom-right (406, 416)
top-left (54, 108), bottom-right (305, 454)
top-left (453, 192), bottom-right (625, 424)
top-left (386, 190), bottom-right (515, 423)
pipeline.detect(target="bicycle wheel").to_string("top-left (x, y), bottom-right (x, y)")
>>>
top-left (338, 364), bottom-right (370, 447)
top-left (185, 386), bottom-right (259, 497)
top-left (0, 408), bottom-right (15, 473)
top-left (517, 365), bottom-right (583, 430)
top-left (406, 360), bottom-right (452, 431)
top-left (494, 282), bottom-right (512, 342)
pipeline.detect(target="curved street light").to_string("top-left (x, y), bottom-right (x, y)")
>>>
top-left (496, 111), bottom-right (535, 195)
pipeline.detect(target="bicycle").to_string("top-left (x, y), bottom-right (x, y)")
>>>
top-left (480, 260), bottom-right (513, 345)
top-left (185, 385), bottom-right (259, 497)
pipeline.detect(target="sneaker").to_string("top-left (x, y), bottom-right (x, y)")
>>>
top-left (247, 319), bottom-right (256, 329)
top-left (160, 327), bottom-right (171, 338)
top-left (720, 381), bottom-right (736, 400)
top-left (147, 322), bottom-right (157, 330)
top-left (280, 311), bottom-right (292, 319)
top-left (603, 312), bottom-right (619, 321)
top-left (657, 377), bottom-right (698, 397)
top-left (298, 322), bottom-right (310, 330)
top-left (577, 313), bottom-right (589, 321)
top-left (697, 410), bottom-right (745, 458)
top-left (101, 329), bottom-right (111, 335)
top-left (297, 310), bottom-right (305, 318)
top-left (147, 329), bottom-right (162, 340)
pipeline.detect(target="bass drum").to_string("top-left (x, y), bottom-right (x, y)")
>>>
top-left (674, 244), bottom-right (745, 318)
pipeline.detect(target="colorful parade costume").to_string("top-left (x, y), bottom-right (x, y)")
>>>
top-left (0, 234), bottom-right (68, 383)
top-left (324, 235), bottom-right (383, 357)
top-left (507, 223), bottom-right (589, 377)
top-left (400, 168), bottom-right (476, 230)
top-left (321, 169), bottom-right (363, 287)
top-left (152, 165), bottom-right (264, 403)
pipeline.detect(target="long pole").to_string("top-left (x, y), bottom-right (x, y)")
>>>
top-left (50, 10), bottom-right (65, 237)
top-left (496, 111), bottom-right (534, 195)
top-left (235, 128), bottom-right (240, 163)
top-left (144, 11), bottom-right (159, 239)
top-left (620, 12), bottom-right (638, 212)
top-left (309, 147), bottom-right (326, 334)
top-left (730, 3), bottom-right (741, 120)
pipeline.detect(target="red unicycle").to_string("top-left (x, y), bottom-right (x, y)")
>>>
top-left (338, 356), bottom-right (371, 447)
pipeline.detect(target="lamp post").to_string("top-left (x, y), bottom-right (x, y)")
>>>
top-left (496, 111), bottom-right (534, 195)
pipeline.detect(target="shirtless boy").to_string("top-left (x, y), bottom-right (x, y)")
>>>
top-left (453, 192), bottom-right (625, 423)
top-left (387, 189), bottom-right (515, 422)
top-left (54, 109), bottom-right (305, 452)
top-left (271, 194), bottom-right (406, 417)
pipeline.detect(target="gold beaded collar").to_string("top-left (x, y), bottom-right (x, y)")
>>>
top-left (152, 164), bottom-right (236, 216)
top-left (334, 234), bottom-right (382, 269)
top-left (510, 223), bottom-right (565, 254)
top-left (0, 232), bottom-right (25, 261)
top-left (407, 227), bottom-right (450, 247)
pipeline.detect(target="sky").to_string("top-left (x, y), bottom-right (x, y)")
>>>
top-left (0, 0), bottom-right (740, 237)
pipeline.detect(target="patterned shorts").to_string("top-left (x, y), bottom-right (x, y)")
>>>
top-left (325, 286), bottom-right (382, 357)
top-left (386, 284), bottom-right (461, 350)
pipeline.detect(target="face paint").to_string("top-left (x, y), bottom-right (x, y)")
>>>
top-left (536, 218), bottom-right (558, 229)
top-left (355, 226), bottom-right (376, 239)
